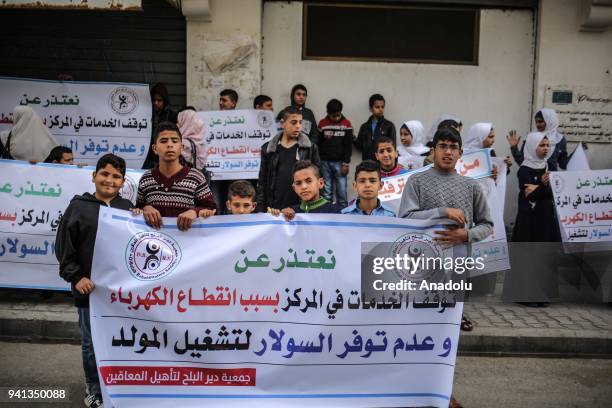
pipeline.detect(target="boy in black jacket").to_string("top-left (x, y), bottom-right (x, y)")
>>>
top-left (55, 153), bottom-right (134, 408)
top-left (354, 93), bottom-right (396, 161)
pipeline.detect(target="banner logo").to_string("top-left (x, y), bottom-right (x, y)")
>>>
top-left (109, 87), bottom-right (138, 115)
top-left (390, 232), bottom-right (442, 281)
top-left (125, 231), bottom-right (181, 281)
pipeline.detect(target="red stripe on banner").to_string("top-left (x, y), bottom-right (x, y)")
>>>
top-left (100, 366), bottom-right (256, 386)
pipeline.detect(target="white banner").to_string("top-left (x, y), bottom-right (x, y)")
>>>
top-left (91, 208), bottom-right (463, 408)
top-left (197, 109), bottom-right (276, 180)
top-left (0, 159), bottom-right (143, 290)
top-left (0, 77), bottom-right (152, 168)
top-left (551, 169), bottom-right (612, 243)
top-left (378, 150), bottom-right (508, 273)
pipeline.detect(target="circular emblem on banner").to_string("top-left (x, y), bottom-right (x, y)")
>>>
top-left (552, 175), bottom-right (565, 194)
top-left (109, 87), bottom-right (138, 115)
top-left (120, 175), bottom-right (137, 202)
top-left (389, 232), bottom-right (443, 282)
top-left (125, 231), bottom-right (181, 281)
top-left (257, 111), bottom-right (273, 128)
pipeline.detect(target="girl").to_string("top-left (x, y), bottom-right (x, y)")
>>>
top-left (464, 122), bottom-right (512, 177)
top-left (503, 132), bottom-right (560, 307)
top-left (507, 108), bottom-right (568, 170)
top-left (0, 105), bottom-right (57, 162)
top-left (397, 120), bottom-right (429, 170)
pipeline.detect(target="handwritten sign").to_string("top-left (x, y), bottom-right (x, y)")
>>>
top-left (0, 76), bottom-right (152, 168)
top-left (0, 159), bottom-right (143, 290)
top-left (91, 209), bottom-right (462, 408)
top-left (551, 169), bottom-right (612, 242)
top-left (544, 85), bottom-right (612, 143)
top-left (197, 109), bottom-right (276, 180)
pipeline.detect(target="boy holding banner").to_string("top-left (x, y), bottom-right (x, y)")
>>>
top-left (342, 160), bottom-right (396, 217)
top-left (55, 154), bottom-right (134, 408)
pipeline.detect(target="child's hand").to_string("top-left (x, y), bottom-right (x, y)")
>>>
top-left (131, 208), bottom-right (143, 216)
top-left (507, 130), bottom-right (520, 148)
top-left (281, 207), bottom-right (296, 221)
top-left (177, 209), bottom-right (197, 231)
top-left (199, 208), bottom-right (216, 219)
top-left (445, 208), bottom-right (467, 226)
top-left (268, 207), bottom-right (281, 216)
top-left (143, 205), bottom-right (163, 229)
top-left (490, 164), bottom-right (498, 181)
top-left (75, 277), bottom-right (95, 295)
top-left (542, 172), bottom-right (550, 186)
top-left (341, 163), bottom-right (350, 176)
top-left (434, 226), bottom-right (468, 245)
top-left (524, 184), bottom-right (538, 197)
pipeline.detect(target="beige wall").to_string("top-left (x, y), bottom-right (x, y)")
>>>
top-left (186, 0), bottom-right (262, 110)
top-left (535, 0), bottom-right (612, 169)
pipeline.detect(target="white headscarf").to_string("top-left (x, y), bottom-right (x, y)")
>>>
top-left (178, 110), bottom-right (206, 169)
top-left (539, 108), bottom-right (563, 145)
top-left (464, 122), bottom-right (493, 151)
top-left (522, 131), bottom-right (552, 170)
top-left (398, 120), bottom-right (428, 169)
top-left (0, 106), bottom-right (57, 162)
top-left (425, 114), bottom-right (462, 144)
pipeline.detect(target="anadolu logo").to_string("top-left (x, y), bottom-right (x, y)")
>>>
top-left (390, 232), bottom-right (442, 281)
top-left (109, 87), bottom-right (138, 115)
top-left (125, 231), bottom-right (181, 281)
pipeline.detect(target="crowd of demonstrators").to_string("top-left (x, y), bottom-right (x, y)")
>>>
top-left (0, 79), bottom-right (587, 408)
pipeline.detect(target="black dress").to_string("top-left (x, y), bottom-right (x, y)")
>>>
top-left (503, 165), bottom-right (560, 302)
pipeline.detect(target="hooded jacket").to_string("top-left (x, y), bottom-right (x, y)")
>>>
top-left (289, 85), bottom-right (319, 145)
top-left (55, 192), bottom-right (133, 307)
top-left (256, 132), bottom-right (321, 212)
top-left (143, 83), bottom-right (179, 169)
top-left (354, 115), bottom-right (396, 161)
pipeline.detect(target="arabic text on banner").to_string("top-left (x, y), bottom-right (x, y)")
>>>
top-left (379, 149), bottom-right (508, 274)
top-left (0, 159), bottom-right (143, 290)
top-left (197, 109), bottom-right (276, 180)
top-left (91, 209), bottom-right (462, 408)
top-left (550, 169), bottom-right (612, 243)
top-left (0, 77), bottom-right (152, 168)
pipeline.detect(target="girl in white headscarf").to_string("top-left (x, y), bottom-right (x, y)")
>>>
top-left (425, 114), bottom-right (462, 146)
top-left (0, 106), bottom-right (57, 162)
top-left (507, 109), bottom-right (568, 170)
top-left (177, 109), bottom-right (206, 169)
top-left (397, 120), bottom-right (429, 170)
top-left (505, 132), bottom-right (560, 306)
top-left (464, 122), bottom-right (513, 178)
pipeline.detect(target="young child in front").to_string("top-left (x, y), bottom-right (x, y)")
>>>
top-left (226, 180), bottom-right (257, 215)
top-left (269, 160), bottom-right (342, 220)
top-left (56, 154), bottom-right (134, 408)
top-left (341, 160), bottom-right (395, 217)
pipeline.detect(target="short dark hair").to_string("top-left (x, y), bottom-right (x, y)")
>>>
top-left (433, 128), bottom-right (462, 148)
top-left (253, 94), bottom-right (272, 109)
top-left (279, 105), bottom-right (303, 121)
top-left (228, 180), bottom-right (256, 200)
top-left (326, 99), bottom-right (343, 114)
top-left (355, 160), bottom-right (381, 181)
top-left (369, 93), bottom-right (385, 108)
top-left (374, 136), bottom-right (396, 152)
top-left (220, 89), bottom-right (238, 103)
top-left (438, 119), bottom-right (461, 131)
top-left (292, 160), bottom-right (320, 178)
top-left (535, 110), bottom-right (544, 120)
top-left (153, 122), bottom-right (182, 142)
top-left (44, 146), bottom-right (72, 163)
top-left (95, 153), bottom-right (126, 177)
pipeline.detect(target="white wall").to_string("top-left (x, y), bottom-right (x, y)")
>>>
top-left (186, 0), bottom-right (262, 111)
top-left (262, 2), bottom-right (536, 225)
top-left (535, 0), bottom-right (612, 169)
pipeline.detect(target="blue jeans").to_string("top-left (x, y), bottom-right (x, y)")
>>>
top-left (320, 161), bottom-right (348, 207)
top-left (78, 307), bottom-right (100, 395)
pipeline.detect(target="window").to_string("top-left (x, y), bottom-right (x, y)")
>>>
top-left (303, 2), bottom-right (480, 65)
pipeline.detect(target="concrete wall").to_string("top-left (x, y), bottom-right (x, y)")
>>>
top-left (186, 0), bottom-right (262, 110)
top-left (262, 2), bottom-right (536, 225)
top-left (535, 0), bottom-right (612, 169)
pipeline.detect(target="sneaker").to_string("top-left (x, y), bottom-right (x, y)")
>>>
top-left (84, 393), bottom-right (103, 408)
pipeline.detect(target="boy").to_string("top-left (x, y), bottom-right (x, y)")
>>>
top-left (288, 84), bottom-right (319, 144)
top-left (354, 94), bottom-right (396, 161)
top-left (137, 122), bottom-right (216, 231)
top-left (254, 94), bottom-right (274, 111)
top-left (226, 180), bottom-right (257, 215)
top-left (317, 98), bottom-right (353, 208)
top-left (144, 82), bottom-right (178, 169)
top-left (219, 89), bottom-right (238, 110)
top-left (374, 136), bottom-right (410, 178)
top-left (270, 160), bottom-right (342, 220)
top-left (44, 146), bottom-right (74, 164)
top-left (56, 154), bottom-right (134, 408)
top-left (341, 160), bottom-right (395, 217)
top-left (256, 106), bottom-right (320, 212)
